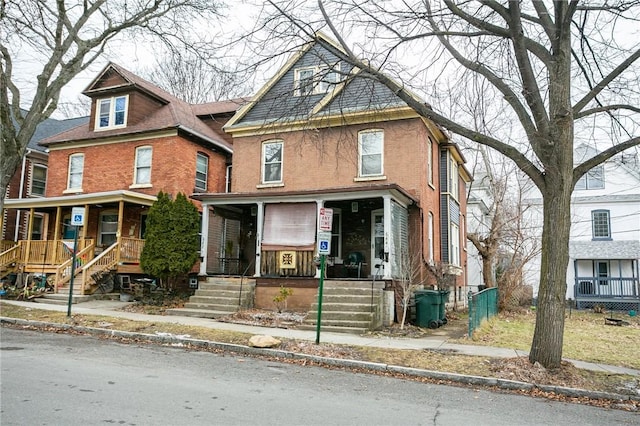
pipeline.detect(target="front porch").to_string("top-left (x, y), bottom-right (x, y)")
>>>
top-left (0, 237), bottom-right (145, 295)
top-left (573, 277), bottom-right (640, 310)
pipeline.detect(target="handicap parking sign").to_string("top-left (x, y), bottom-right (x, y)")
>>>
top-left (71, 207), bottom-right (85, 226)
top-left (317, 231), bottom-right (331, 255)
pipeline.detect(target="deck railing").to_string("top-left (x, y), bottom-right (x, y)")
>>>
top-left (53, 242), bottom-right (95, 291)
top-left (574, 277), bottom-right (639, 299)
top-left (0, 243), bottom-right (23, 277)
top-left (81, 244), bottom-right (119, 293)
top-left (119, 237), bottom-right (144, 263)
top-left (1, 240), bottom-right (16, 253)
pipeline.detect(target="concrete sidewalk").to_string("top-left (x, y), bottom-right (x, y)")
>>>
top-left (1, 299), bottom-right (638, 378)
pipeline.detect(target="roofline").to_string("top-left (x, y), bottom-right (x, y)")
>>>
top-left (193, 184), bottom-right (417, 209)
top-left (3, 190), bottom-right (157, 209)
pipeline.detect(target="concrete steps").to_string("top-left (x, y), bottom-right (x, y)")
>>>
top-left (301, 282), bottom-right (384, 334)
top-left (34, 293), bottom-right (93, 305)
top-left (166, 277), bottom-right (255, 319)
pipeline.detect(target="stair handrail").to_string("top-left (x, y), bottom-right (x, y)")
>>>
top-left (237, 259), bottom-right (255, 310)
top-left (80, 242), bottom-right (119, 294)
top-left (53, 242), bottom-right (95, 292)
top-left (0, 242), bottom-right (23, 279)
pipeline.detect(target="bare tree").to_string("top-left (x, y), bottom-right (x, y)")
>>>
top-left (248, 1), bottom-right (640, 368)
top-left (396, 243), bottom-right (428, 330)
top-left (144, 52), bottom-right (252, 103)
top-left (0, 0), bottom-right (225, 210)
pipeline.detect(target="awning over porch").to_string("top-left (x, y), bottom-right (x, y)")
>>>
top-left (3, 189), bottom-right (157, 210)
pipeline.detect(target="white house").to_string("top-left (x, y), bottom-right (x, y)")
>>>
top-left (529, 144), bottom-right (640, 310)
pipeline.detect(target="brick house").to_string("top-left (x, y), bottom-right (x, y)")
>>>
top-left (194, 34), bottom-right (471, 325)
top-left (2, 111), bottom-right (88, 246)
top-left (1, 63), bottom-right (243, 294)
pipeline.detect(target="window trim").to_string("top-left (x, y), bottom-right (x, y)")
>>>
top-left (65, 153), bottom-right (84, 193)
top-left (98, 210), bottom-right (119, 247)
top-left (293, 63), bottom-right (342, 97)
top-left (30, 164), bottom-right (47, 197)
top-left (427, 137), bottom-right (434, 187)
top-left (261, 140), bottom-right (283, 184)
top-left (95, 95), bottom-right (128, 131)
top-left (450, 222), bottom-right (460, 266)
top-left (449, 157), bottom-right (459, 201)
top-left (428, 212), bottom-right (434, 263)
top-left (132, 145), bottom-right (152, 187)
top-left (591, 209), bottom-right (611, 240)
top-left (576, 165), bottom-right (605, 190)
top-left (195, 152), bottom-right (209, 191)
top-left (358, 129), bottom-right (384, 178)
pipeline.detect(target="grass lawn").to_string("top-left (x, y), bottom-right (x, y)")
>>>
top-left (463, 308), bottom-right (640, 369)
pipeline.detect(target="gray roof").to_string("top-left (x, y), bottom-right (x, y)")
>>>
top-left (570, 240), bottom-right (640, 260)
top-left (17, 109), bottom-right (89, 152)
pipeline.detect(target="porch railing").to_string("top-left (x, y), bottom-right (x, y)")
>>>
top-left (1, 240), bottom-right (16, 253)
top-left (80, 243), bottom-right (119, 294)
top-left (261, 250), bottom-right (316, 277)
top-left (119, 237), bottom-right (144, 263)
top-left (1, 242), bottom-right (23, 278)
top-left (574, 277), bottom-right (639, 299)
top-left (22, 239), bottom-right (94, 267)
top-left (53, 242), bottom-right (96, 291)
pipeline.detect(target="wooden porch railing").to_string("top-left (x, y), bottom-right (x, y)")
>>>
top-left (119, 237), bottom-right (144, 263)
top-left (260, 250), bottom-right (316, 277)
top-left (0, 242), bottom-right (23, 279)
top-left (1, 240), bottom-right (16, 253)
top-left (53, 242), bottom-right (95, 292)
top-left (80, 243), bottom-right (119, 294)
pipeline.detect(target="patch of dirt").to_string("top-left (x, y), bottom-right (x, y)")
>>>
top-left (217, 309), bottom-right (308, 328)
top-left (490, 357), bottom-right (590, 388)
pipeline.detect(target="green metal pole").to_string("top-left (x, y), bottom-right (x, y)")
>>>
top-left (67, 225), bottom-right (79, 317)
top-left (315, 254), bottom-right (326, 344)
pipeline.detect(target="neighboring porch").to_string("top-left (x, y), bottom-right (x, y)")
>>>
top-left (1, 190), bottom-right (156, 295)
top-left (571, 256), bottom-right (640, 310)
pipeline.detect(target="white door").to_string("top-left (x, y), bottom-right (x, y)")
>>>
top-left (371, 209), bottom-right (384, 275)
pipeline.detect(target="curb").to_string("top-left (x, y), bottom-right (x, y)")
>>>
top-left (2, 316), bottom-right (639, 404)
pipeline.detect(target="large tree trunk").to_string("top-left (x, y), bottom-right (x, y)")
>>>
top-left (481, 255), bottom-right (495, 288)
top-left (529, 185), bottom-right (572, 368)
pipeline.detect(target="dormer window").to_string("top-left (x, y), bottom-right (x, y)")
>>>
top-left (96, 95), bottom-right (128, 130)
top-left (294, 63), bottom-right (342, 96)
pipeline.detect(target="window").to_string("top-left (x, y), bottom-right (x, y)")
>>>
top-left (31, 215), bottom-right (44, 240)
top-left (449, 157), bottom-right (459, 200)
top-left (134, 146), bottom-right (152, 185)
top-left (294, 67), bottom-right (316, 97)
top-left (450, 223), bottom-right (460, 266)
top-left (592, 210), bottom-right (611, 239)
top-left (359, 130), bottom-right (383, 177)
top-left (96, 95), bottom-right (128, 129)
top-left (428, 212), bottom-right (434, 262)
top-left (262, 140), bottom-right (283, 183)
top-left (99, 212), bottom-right (118, 246)
top-left (576, 165), bottom-right (604, 190)
top-left (294, 63), bottom-right (342, 96)
top-left (195, 153), bottom-right (208, 191)
top-left (427, 137), bottom-right (433, 185)
top-left (67, 153), bottom-right (84, 190)
top-left (31, 164), bottom-right (47, 196)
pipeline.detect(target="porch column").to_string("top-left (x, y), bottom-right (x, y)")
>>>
top-left (199, 204), bottom-right (210, 276)
top-left (81, 204), bottom-right (89, 248)
top-left (116, 200), bottom-right (124, 263)
top-left (52, 206), bottom-right (61, 263)
top-left (383, 196), bottom-right (392, 279)
top-left (25, 208), bottom-right (35, 264)
top-left (315, 200), bottom-right (324, 278)
top-left (254, 202), bottom-right (264, 277)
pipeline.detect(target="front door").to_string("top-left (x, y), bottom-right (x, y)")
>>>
top-left (371, 209), bottom-right (384, 276)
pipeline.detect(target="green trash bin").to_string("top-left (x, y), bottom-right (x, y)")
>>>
top-left (438, 290), bottom-right (451, 325)
top-left (414, 290), bottom-right (441, 329)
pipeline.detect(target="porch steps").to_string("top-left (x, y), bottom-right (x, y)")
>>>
top-left (34, 293), bottom-right (93, 305)
top-left (300, 281), bottom-right (384, 334)
top-left (166, 277), bottom-right (256, 319)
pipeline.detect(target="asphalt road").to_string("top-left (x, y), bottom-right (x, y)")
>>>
top-left (1, 327), bottom-right (637, 425)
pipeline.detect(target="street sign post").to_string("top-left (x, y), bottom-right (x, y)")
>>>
top-left (315, 210), bottom-right (333, 344)
top-left (67, 207), bottom-right (85, 317)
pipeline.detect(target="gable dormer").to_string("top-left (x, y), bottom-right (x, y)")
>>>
top-left (82, 63), bottom-right (169, 132)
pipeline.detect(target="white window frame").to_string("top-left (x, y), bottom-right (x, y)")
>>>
top-left (294, 63), bottom-right (342, 97)
top-left (428, 212), bottom-right (434, 263)
top-left (450, 223), bottom-right (460, 266)
top-left (449, 157), bottom-right (459, 201)
top-left (195, 152), bottom-right (209, 191)
top-left (66, 153), bottom-right (84, 192)
top-left (30, 164), bottom-right (47, 197)
top-left (95, 95), bottom-right (128, 130)
top-left (133, 146), bottom-right (152, 186)
top-left (591, 209), bottom-right (611, 240)
top-left (358, 129), bottom-right (384, 177)
top-left (99, 211), bottom-right (119, 246)
top-left (427, 137), bottom-right (433, 186)
top-left (262, 140), bottom-right (283, 184)
top-left (576, 165), bottom-right (605, 190)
